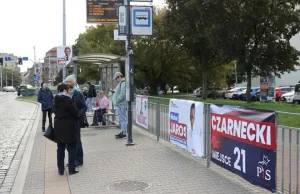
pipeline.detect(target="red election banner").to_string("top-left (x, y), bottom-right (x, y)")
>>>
top-left (210, 104), bottom-right (276, 192)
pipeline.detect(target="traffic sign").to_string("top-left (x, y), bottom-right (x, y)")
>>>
top-left (114, 29), bottom-right (127, 41)
top-left (23, 57), bottom-right (28, 61)
top-left (34, 75), bottom-right (39, 81)
top-left (131, 6), bottom-right (153, 36)
top-left (118, 6), bottom-right (127, 36)
top-left (4, 57), bottom-right (11, 61)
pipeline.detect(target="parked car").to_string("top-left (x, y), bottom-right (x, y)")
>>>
top-left (224, 87), bottom-right (246, 99)
top-left (3, 86), bottom-right (15, 92)
top-left (275, 87), bottom-right (294, 101)
top-left (238, 87), bottom-right (260, 101)
top-left (280, 89), bottom-right (295, 103)
top-left (255, 89), bottom-right (261, 101)
top-left (17, 85), bottom-right (33, 96)
top-left (193, 87), bottom-right (225, 98)
top-left (294, 83), bottom-right (300, 104)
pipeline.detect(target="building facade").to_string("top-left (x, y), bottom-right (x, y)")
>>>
top-left (41, 47), bottom-right (58, 86)
top-left (0, 53), bottom-right (21, 73)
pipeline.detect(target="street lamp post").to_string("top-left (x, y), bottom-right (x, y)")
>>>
top-left (62, 0), bottom-right (67, 80)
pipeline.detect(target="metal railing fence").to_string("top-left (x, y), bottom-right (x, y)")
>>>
top-left (130, 96), bottom-right (300, 194)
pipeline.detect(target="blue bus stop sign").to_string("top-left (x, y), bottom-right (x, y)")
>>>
top-left (23, 57), bottom-right (28, 61)
top-left (4, 57), bottom-right (11, 61)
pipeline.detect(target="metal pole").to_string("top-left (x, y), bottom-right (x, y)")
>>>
top-left (125, 0), bottom-right (134, 146)
top-left (12, 71), bottom-right (13, 87)
top-left (49, 54), bottom-right (51, 86)
top-left (62, 0), bottom-right (67, 80)
top-left (6, 76), bottom-right (7, 86)
top-left (0, 67), bottom-right (2, 91)
top-left (235, 62), bottom-right (238, 86)
top-left (33, 46), bottom-right (38, 94)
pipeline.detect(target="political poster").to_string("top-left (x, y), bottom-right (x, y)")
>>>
top-left (135, 95), bottom-right (148, 129)
top-left (57, 46), bottom-right (72, 68)
top-left (169, 99), bottom-right (204, 157)
top-left (210, 104), bottom-right (276, 192)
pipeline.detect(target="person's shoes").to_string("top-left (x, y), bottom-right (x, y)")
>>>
top-left (42, 127), bottom-right (45, 132)
top-left (115, 133), bottom-right (126, 138)
top-left (90, 123), bottom-right (99, 126)
top-left (66, 163), bottom-right (83, 168)
top-left (102, 122), bottom-right (106, 126)
top-left (69, 170), bottom-right (79, 175)
top-left (58, 170), bottom-right (64, 175)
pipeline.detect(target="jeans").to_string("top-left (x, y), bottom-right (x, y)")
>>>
top-left (42, 108), bottom-right (52, 128)
top-left (57, 141), bottom-right (76, 172)
top-left (116, 106), bottom-right (127, 135)
top-left (75, 128), bottom-right (83, 166)
top-left (86, 98), bottom-right (93, 113)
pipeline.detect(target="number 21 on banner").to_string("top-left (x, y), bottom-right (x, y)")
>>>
top-left (234, 147), bottom-right (246, 173)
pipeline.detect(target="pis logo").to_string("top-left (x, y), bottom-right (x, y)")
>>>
top-left (257, 155), bottom-right (271, 181)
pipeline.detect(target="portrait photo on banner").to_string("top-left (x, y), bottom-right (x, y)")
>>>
top-left (168, 99), bottom-right (204, 157)
top-left (57, 45), bottom-right (73, 69)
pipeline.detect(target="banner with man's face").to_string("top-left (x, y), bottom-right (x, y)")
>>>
top-left (57, 45), bottom-right (72, 68)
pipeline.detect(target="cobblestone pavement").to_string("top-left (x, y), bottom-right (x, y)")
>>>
top-left (0, 92), bottom-right (38, 193)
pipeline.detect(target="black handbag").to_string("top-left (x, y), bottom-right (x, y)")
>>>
top-left (43, 126), bottom-right (55, 142)
top-left (80, 114), bottom-right (89, 128)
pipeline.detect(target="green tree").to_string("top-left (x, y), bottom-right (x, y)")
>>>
top-left (215, 0), bottom-right (300, 102)
top-left (1, 68), bottom-right (22, 88)
top-left (164, 0), bottom-right (232, 99)
top-left (133, 8), bottom-right (193, 94)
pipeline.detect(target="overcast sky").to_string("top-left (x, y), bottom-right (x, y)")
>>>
top-left (0, 0), bottom-right (166, 72)
top-left (0, 0), bottom-right (299, 72)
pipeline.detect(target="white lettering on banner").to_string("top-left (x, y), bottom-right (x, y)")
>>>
top-left (170, 122), bottom-right (187, 139)
top-left (170, 114), bottom-right (179, 121)
top-left (212, 150), bottom-right (231, 167)
top-left (211, 115), bottom-right (272, 146)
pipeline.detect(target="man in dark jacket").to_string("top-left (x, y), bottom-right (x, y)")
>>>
top-left (86, 81), bottom-right (96, 114)
top-left (64, 75), bottom-right (87, 168)
top-left (38, 82), bottom-right (54, 132)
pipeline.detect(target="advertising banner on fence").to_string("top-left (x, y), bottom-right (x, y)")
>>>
top-left (210, 104), bottom-right (276, 192)
top-left (168, 99), bottom-right (204, 157)
top-left (135, 95), bottom-right (148, 129)
top-left (57, 46), bottom-right (72, 68)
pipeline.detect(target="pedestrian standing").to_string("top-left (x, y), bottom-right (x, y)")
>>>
top-left (64, 75), bottom-right (87, 167)
top-left (112, 72), bottom-right (127, 138)
top-left (86, 81), bottom-right (96, 114)
top-left (53, 83), bottom-right (79, 175)
top-left (38, 82), bottom-right (53, 132)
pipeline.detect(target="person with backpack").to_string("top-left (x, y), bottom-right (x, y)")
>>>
top-left (112, 72), bottom-right (127, 138)
top-left (86, 81), bottom-right (96, 114)
top-left (38, 82), bottom-right (54, 132)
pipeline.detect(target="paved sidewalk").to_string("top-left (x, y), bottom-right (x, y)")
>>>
top-left (16, 115), bottom-right (272, 194)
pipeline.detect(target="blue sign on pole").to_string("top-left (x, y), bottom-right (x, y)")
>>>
top-left (4, 57), bottom-right (11, 61)
top-left (23, 57), bottom-right (28, 61)
top-left (34, 75), bottom-right (39, 82)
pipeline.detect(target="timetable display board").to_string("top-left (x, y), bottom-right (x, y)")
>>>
top-left (86, 0), bottom-right (123, 23)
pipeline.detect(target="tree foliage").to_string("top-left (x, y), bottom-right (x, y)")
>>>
top-left (214, 0), bottom-right (300, 101)
top-left (1, 68), bottom-right (22, 88)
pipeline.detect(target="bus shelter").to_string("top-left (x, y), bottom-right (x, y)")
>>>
top-left (65, 53), bottom-right (124, 94)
